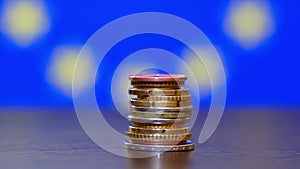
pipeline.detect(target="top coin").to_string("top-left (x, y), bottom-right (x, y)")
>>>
top-left (130, 74), bottom-right (187, 82)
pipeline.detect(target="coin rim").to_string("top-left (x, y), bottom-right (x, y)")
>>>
top-left (131, 122), bottom-right (186, 128)
top-left (130, 74), bottom-right (187, 82)
top-left (129, 126), bottom-right (189, 134)
top-left (137, 95), bottom-right (191, 101)
top-left (128, 115), bottom-right (190, 124)
top-left (131, 105), bottom-right (193, 112)
top-left (130, 99), bottom-right (191, 107)
top-left (124, 141), bottom-right (194, 152)
top-left (131, 111), bottom-right (192, 119)
top-left (129, 88), bottom-right (190, 96)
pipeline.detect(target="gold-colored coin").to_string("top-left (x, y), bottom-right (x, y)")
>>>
top-left (129, 126), bottom-right (189, 135)
top-left (131, 111), bottom-right (191, 119)
top-left (129, 88), bottom-right (190, 96)
top-left (137, 95), bottom-right (191, 101)
top-left (124, 141), bottom-right (195, 152)
top-left (130, 99), bottom-right (190, 107)
top-left (125, 132), bottom-right (192, 141)
top-left (131, 105), bottom-right (193, 112)
top-left (128, 115), bottom-right (190, 124)
top-left (131, 122), bottom-right (186, 128)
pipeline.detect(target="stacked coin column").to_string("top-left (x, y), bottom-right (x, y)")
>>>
top-left (124, 74), bottom-right (194, 152)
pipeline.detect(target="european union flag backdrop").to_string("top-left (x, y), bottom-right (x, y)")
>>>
top-left (0, 0), bottom-right (299, 108)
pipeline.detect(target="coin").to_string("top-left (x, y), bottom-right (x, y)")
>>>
top-left (131, 105), bottom-right (193, 112)
top-left (137, 95), bottom-right (191, 101)
top-left (131, 122), bottom-right (186, 128)
top-left (128, 115), bottom-right (190, 124)
top-left (130, 99), bottom-right (191, 107)
top-left (129, 88), bottom-right (190, 96)
top-left (130, 74), bottom-right (187, 82)
top-left (131, 111), bottom-right (191, 119)
top-left (125, 132), bottom-right (192, 141)
top-left (129, 140), bottom-right (189, 145)
top-left (124, 141), bottom-right (194, 152)
top-left (131, 81), bottom-right (184, 88)
top-left (129, 126), bottom-right (189, 134)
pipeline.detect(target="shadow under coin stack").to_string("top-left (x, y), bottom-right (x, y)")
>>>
top-left (124, 74), bottom-right (194, 152)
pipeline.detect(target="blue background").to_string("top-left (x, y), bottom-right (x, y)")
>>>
top-left (0, 0), bottom-right (299, 108)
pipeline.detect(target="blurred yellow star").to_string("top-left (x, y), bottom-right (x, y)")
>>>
top-left (0, 0), bottom-right (50, 47)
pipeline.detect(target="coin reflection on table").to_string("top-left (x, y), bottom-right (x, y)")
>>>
top-left (127, 151), bottom-right (193, 169)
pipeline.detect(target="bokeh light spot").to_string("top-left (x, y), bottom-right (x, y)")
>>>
top-left (0, 0), bottom-right (50, 47)
top-left (47, 45), bottom-right (96, 98)
top-left (180, 46), bottom-right (226, 97)
top-left (223, 0), bottom-right (275, 49)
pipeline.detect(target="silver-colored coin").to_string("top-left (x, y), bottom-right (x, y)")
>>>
top-left (128, 140), bottom-right (189, 145)
top-left (128, 115), bottom-right (190, 124)
top-left (131, 111), bottom-right (191, 119)
top-left (124, 141), bottom-right (194, 152)
top-left (131, 105), bottom-right (193, 112)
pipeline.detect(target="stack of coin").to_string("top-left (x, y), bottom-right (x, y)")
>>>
top-left (124, 74), bottom-right (194, 152)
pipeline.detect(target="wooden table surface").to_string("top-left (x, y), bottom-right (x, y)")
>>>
top-left (0, 108), bottom-right (299, 169)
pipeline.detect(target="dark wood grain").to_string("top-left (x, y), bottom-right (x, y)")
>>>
top-left (0, 108), bottom-right (299, 169)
